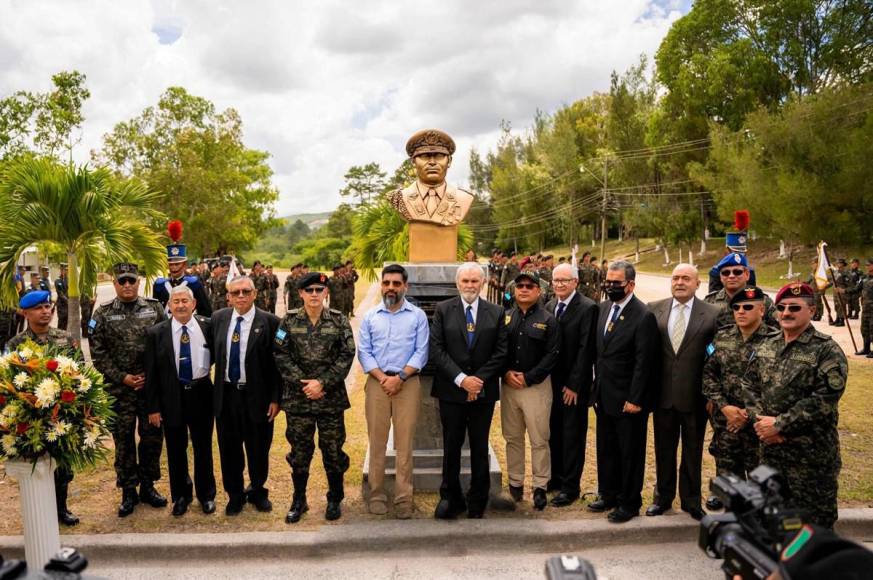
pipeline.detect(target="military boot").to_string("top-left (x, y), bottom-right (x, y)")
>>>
top-left (856, 341), bottom-right (870, 356)
top-left (55, 481), bottom-right (79, 527)
top-left (285, 473), bottom-right (309, 524)
top-left (140, 483), bottom-right (168, 508)
top-left (325, 473), bottom-right (344, 521)
top-left (118, 487), bottom-right (139, 517)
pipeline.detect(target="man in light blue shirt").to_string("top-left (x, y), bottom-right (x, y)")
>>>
top-left (358, 264), bottom-right (429, 519)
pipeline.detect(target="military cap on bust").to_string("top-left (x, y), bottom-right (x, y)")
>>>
top-left (775, 282), bottom-right (814, 304)
top-left (715, 252), bottom-right (749, 271)
top-left (113, 262), bottom-right (139, 279)
top-left (405, 129), bottom-right (456, 158)
top-left (297, 272), bottom-right (329, 290)
top-left (515, 271), bottom-right (540, 285)
top-left (729, 286), bottom-right (765, 307)
top-left (19, 290), bottom-right (51, 309)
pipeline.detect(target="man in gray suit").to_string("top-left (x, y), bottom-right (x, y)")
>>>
top-left (646, 264), bottom-right (718, 520)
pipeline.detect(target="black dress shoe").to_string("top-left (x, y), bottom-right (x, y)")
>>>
top-left (546, 480), bottom-right (561, 493)
top-left (140, 485), bottom-right (168, 508)
top-left (705, 495), bottom-right (724, 511)
top-left (58, 509), bottom-right (80, 526)
top-left (684, 507), bottom-right (706, 521)
top-left (285, 496), bottom-right (308, 524)
top-left (587, 496), bottom-right (617, 513)
top-left (118, 488), bottom-right (139, 517)
top-left (467, 507), bottom-right (485, 519)
top-left (172, 497), bottom-right (191, 517)
top-left (201, 500), bottom-right (216, 514)
top-left (434, 498), bottom-right (466, 520)
top-left (251, 496), bottom-right (272, 513)
top-left (225, 496), bottom-right (245, 516)
top-left (550, 492), bottom-right (579, 508)
top-left (645, 504), bottom-right (669, 516)
top-left (533, 488), bottom-right (547, 511)
top-left (607, 507), bottom-right (638, 523)
top-left (325, 500), bottom-right (342, 521)
top-left (509, 485), bottom-right (523, 502)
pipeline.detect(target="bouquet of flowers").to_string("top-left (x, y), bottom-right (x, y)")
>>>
top-left (0, 339), bottom-right (115, 470)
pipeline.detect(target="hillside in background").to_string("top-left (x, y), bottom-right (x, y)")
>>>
top-left (282, 211), bottom-right (332, 229)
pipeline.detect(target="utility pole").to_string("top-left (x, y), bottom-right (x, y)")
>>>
top-left (600, 156), bottom-right (608, 262)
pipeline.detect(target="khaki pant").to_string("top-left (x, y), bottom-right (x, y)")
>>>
top-left (365, 374), bottom-right (421, 505)
top-left (501, 376), bottom-right (552, 490)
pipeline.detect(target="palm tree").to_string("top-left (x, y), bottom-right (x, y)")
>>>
top-left (0, 157), bottom-right (166, 341)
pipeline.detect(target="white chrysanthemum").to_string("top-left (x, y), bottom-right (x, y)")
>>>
top-left (54, 421), bottom-right (70, 436)
top-left (1, 403), bottom-right (19, 423)
top-left (45, 429), bottom-right (58, 442)
top-left (1, 433), bottom-right (16, 449)
top-left (17, 347), bottom-right (33, 359)
top-left (76, 377), bottom-right (92, 393)
top-left (56, 355), bottom-right (78, 375)
top-left (83, 430), bottom-right (99, 449)
top-left (0, 356), bottom-right (8, 371)
top-left (13, 373), bottom-right (29, 388)
top-left (34, 378), bottom-right (60, 407)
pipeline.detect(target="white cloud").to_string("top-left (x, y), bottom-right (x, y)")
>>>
top-left (0, 0), bottom-right (686, 216)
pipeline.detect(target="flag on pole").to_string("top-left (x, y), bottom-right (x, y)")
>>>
top-left (228, 256), bottom-right (241, 281)
top-left (571, 244), bottom-right (579, 269)
top-left (814, 241), bottom-right (831, 291)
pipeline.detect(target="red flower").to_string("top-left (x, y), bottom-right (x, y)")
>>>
top-left (61, 390), bottom-right (76, 403)
top-left (16, 422), bottom-right (29, 435)
top-left (45, 359), bottom-right (59, 372)
top-left (0, 395), bottom-right (6, 406)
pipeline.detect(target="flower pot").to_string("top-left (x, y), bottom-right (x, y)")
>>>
top-left (5, 456), bottom-right (61, 568)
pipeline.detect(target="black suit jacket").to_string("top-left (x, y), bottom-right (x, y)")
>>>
top-left (144, 315), bottom-right (212, 427)
top-left (648, 297), bottom-right (719, 414)
top-left (429, 296), bottom-right (507, 403)
top-left (545, 292), bottom-right (598, 401)
top-left (594, 295), bottom-right (660, 417)
top-left (210, 307), bottom-right (281, 423)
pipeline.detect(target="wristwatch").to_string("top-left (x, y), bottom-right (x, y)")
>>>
top-left (398, 370), bottom-right (409, 382)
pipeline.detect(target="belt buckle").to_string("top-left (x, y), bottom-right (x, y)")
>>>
top-left (236, 383), bottom-right (247, 390)
top-left (183, 384), bottom-right (193, 391)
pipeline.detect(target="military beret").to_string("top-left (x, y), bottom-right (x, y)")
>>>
top-left (406, 129), bottom-right (456, 157)
top-left (19, 290), bottom-right (51, 309)
top-left (519, 257), bottom-right (531, 269)
top-left (219, 255), bottom-right (233, 266)
top-left (515, 271), bottom-right (540, 285)
top-left (112, 262), bottom-right (139, 278)
top-left (836, 258), bottom-right (847, 266)
top-left (775, 282), bottom-right (814, 304)
top-left (332, 264), bottom-right (342, 271)
top-left (715, 252), bottom-right (749, 271)
top-left (297, 272), bottom-right (329, 290)
top-left (729, 286), bottom-right (765, 306)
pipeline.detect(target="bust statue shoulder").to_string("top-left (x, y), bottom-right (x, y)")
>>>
top-left (389, 182), bottom-right (475, 227)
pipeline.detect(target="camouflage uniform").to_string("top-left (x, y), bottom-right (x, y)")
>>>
top-left (54, 275), bottom-right (69, 330)
top-left (538, 267), bottom-right (553, 303)
top-left (208, 274), bottom-right (227, 312)
top-left (702, 323), bottom-right (779, 478)
top-left (746, 325), bottom-right (848, 529)
top-left (267, 273), bottom-right (280, 314)
top-left (285, 275), bottom-right (303, 310)
top-left (705, 288), bottom-right (778, 330)
top-left (253, 273), bottom-right (270, 311)
top-left (273, 306), bottom-right (356, 502)
top-left (847, 266), bottom-right (862, 318)
top-left (89, 296), bottom-right (166, 490)
top-left (328, 274), bottom-right (345, 314)
top-left (804, 273), bottom-right (826, 321)
top-left (832, 269), bottom-right (850, 323)
top-left (0, 308), bottom-right (17, 351)
top-left (578, 264), bottom-right (601, 303)
top-left (859, 273), bottom-right (873, 348)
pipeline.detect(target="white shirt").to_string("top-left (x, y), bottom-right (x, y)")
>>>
top-left (667, 298), bottom-right (694, 336)
top-left (454, 297), bottom-right (480, 387)
top-left (554, 290), bottom-right (577, 317)
top-left (172, 317), bottom-right (210, 380)
top-left (225, 307), bottom-right (256, 383)
top-left (604, 291), bottom-right (634, 335)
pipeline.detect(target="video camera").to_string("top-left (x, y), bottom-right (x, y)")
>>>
top-left (699, 465), bottom-right (804, 579)
top-left (0, 547), bottom-right (95, 580)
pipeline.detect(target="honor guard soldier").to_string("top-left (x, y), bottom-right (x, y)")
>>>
top-left (152, 221), bottom-right (212, 317)
top-left (274, 272), bottom-right (356, 523)
top-left (7, 290), bottom-right (81, 526)
top-left (705, 252), bottom-right (777, 329)
top-left (54, 263), bottom-right (69, 330)
top-left (89, 262), bottom-right (168, 517)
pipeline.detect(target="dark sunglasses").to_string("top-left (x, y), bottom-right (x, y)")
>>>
top-left (515, 283), bottom-right (537, 290)
top-left (228, 289), bottom-right (253, 297)
top-left (731, 303), bottom-right (758, 311)
top-left (776, 304), bottom-right (805, 313)
top-left (302, 286), bottom-right (326, 294)
top-left (116, 277), bottom-right (137, 286)
top-left (720, 268), bottom-right (746, 277)
top-left (602, 280), bottom-right (627, 288)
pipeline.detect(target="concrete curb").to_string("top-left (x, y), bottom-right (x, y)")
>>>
top-left (2, 509), bottom-right (872, 562)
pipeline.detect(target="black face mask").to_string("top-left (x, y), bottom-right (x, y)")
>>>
top-left (605, 285), bottom-right (629, 302)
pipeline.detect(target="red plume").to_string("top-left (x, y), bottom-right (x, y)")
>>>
top-left (167, 220), bottom-right (183, 242)
top-left (734, 210), bottom-right (750, 231)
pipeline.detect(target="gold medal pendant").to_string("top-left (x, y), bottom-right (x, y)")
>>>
top-left (466, 323), bottom-right (475, 333)
top-left (180, 333), bottom-right (190, 344)
top-left (232, 332), bottom-right (240, 343)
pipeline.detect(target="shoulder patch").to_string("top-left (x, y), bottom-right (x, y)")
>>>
top-left (706, 343), bottom-right (716, 357)
top-left (274, 328), bottom-right (287, 344)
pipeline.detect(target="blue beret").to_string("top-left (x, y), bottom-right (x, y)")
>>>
top-left (19, 290), bottom-right (51, 309)
top-left (715, 252), bottom-right (748, 271)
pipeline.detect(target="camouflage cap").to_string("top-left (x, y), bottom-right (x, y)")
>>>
top-left (406, 129), bottom-right (456, 158)
top-left (112, 262), bottom-right (139, 279)
top-left (514, 271), bottom-right (540, 285)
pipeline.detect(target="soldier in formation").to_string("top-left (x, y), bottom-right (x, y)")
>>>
top-left (54, 263), bottom-right (69, 330)
top-left (831, 258), bottom-right (850, 327)
top-left (705, 253), bottom-right (777, 329)
top-left (857, 258), bottom-right (873, 357)
top-left (284, 263), bottom-right (303, 311)
top-left (266, 265), bottom-right (280, 314)
top-left (208, 258), bottom-right (230, 312)
top-left (577, 252), bottom-right (601, 303)
top-left (847, 258), bottom-right (862, 320)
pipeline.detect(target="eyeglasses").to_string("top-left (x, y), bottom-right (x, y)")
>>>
top-left (731, 303), bottom-right (758, 311)
top-left (116, 277), bottom-right (137, 286)
top-left (228, 289), bottom-right (253, 297)
top-left (302, 287), bottom-right (326, 294)
top-left (381, 280), bottom-right (404, 288)
top-left (602, 280), bottom-right (627, 288)
top-left (515, 283), bottom-right (537, 290)
top-left (776, 304), bottom-right (805, 313)
top-left (720, 268), bottom-right (746, 277)
top-left (552, 278), bottom-right (575, 285)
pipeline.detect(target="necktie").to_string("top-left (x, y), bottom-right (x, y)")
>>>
top-left (426, 189), bottom-right (438, 215)
top-left (229, 316), bottom-right (243, 383)
top-left (605, 304), bottom-right (620, 335)
top-left (671, 304), bottom-right (687, 353)
top-left (179, 325), bottom-right (193, 384)
top-left (556, 302), bottom-right (566, 319)
top-left (465, 305), bottom-right (475, 349)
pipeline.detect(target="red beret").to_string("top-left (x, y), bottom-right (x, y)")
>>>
top-left (775, 282), bottom-right (814, 304)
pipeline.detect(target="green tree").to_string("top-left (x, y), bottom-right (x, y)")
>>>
top-left (339, 162), bottom-right (387, 206)
top-left (95, 87), bottom-right (279, 257)
top-left (0, 158), bottom-right (166, 340)
top-left (286, 218), bottom-right (311, 246)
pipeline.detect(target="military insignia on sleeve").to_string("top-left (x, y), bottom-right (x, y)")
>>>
top-left (274, 328), bottom-right (287, 345)
top-left (533, 322), bottom-right (547, 330)
top-left (706, 343), bottom-right (716, 357)
top-left (505, 314), bottom-right (512, 325)
top-left (88, 319), bottom-right (96, 334)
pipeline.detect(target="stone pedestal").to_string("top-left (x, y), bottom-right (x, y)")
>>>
top-left (409, 223), bottom-right (457, 263)
top-left (6, 456), bottom-right (61, 569)
top-left (362, 262), bottom-right (502, 497)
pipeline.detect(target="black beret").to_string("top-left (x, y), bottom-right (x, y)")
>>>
top-left (729, 286), bottom-right (765, 306)
top-left (297, 272), bottom-right (329, 290)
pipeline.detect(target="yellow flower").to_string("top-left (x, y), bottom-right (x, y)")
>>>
top-left (13, 373), bottom-right (29, 388)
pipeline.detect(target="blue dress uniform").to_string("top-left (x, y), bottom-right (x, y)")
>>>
top-left (152, 242), bottom-right (212, 317)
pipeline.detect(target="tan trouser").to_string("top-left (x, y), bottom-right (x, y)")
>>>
top-left (365, 374), bottom-right (421, 505)
top-left (501, 376), bottom-right (552, 490)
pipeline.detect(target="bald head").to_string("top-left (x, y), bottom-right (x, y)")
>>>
top-left (671, 263), bottom-right (700, 303)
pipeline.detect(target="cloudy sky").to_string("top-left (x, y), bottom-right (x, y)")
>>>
top-left (1, 0), bottom-right (690, 217)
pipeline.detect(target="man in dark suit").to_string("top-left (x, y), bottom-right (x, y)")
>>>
top-left (645, 264), bottom-right (719, 521)
top-left (589, 261), bottom-right (659, 523)
top-left (146, 285), bottom-right (216, 516)
top-left (209, 275), bottom-right (281, 515)
top-left (430, 263), bottom-right (507, 519)
top-left (544, 263), bottom-right (598, 507)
